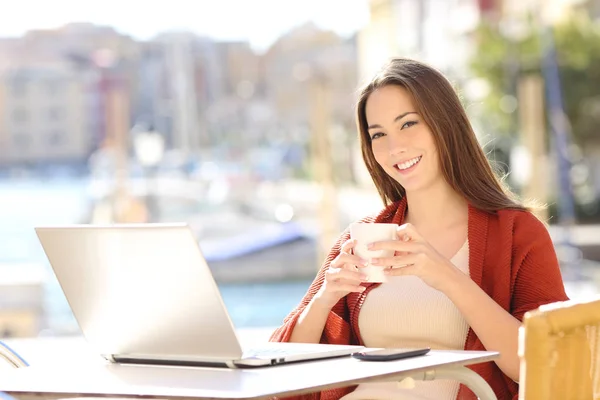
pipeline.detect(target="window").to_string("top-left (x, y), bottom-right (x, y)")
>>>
top-left (10, 79), bottom-right (27, 97)
top-left (13, 133), bottom-right (30, 149)
top-left (47, 107), bottom-right (62, 121)
top-left (12, 108), bottom-right (28, 123)
top-left (47, 131), bottom-right (64, 146)
top-left (46, 79), bottom-right (61, 96)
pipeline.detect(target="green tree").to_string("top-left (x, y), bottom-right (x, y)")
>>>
top-left (470, 11), bottom-right (600, 147)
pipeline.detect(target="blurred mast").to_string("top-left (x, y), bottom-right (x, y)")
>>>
top-left (517, 74), bottom-right (547, 222)
top-left (310, 72), bottom-right (339, 267)
top-left (106, 73), bottom-right (129, 213)
top-left (541, 27), bottom-right (576, 225)
top-left (166, 34), bottom-right (200, 156)
top-left (540, 25), bottom-right (580, 277)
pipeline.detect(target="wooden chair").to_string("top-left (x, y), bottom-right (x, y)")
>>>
top-left (518, 296), bottom-right (600, 399)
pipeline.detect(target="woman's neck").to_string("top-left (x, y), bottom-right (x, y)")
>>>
top-left (404, 181), bottom-right (468, 231)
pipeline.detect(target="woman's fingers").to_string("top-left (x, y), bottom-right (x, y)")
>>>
top-left (328, 276), bottom-right (366, 293)
top-left (327, 266), bottom-right (365, 283)
top-left (340, 238), bottom-right (357, 254)
top-left (332, 252), bottom-right (367, 270)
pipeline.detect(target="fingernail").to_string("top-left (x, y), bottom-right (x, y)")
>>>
top-left (367, 243), bottom-right (373, 249)
top-left (359, 274), bottom-right (368, 280)
top-left (361, 259), bottom-right (369, 266)
top-left (384, 269), bottom-right (391, 275)
top-left (370, 258), bottom-right (379, 265)
top-left (359, 286), bottom-right (366, 292)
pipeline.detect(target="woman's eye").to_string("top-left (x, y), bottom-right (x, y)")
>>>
top-left (370, 132), bottom-right (385, 140)
top-left (401, 121), bottom-right (417, 130)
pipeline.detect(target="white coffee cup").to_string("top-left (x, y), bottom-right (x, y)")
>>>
top-left (349, 222), bottom-right (398, 283)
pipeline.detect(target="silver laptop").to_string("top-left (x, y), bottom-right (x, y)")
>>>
top-left (35, 223), bottom-right (362, 368)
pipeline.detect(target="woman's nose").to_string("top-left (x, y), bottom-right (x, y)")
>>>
top-left (388, 134), bottom-right (408, 156)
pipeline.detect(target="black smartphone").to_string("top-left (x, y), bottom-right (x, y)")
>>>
top-left (351, 347), bottom-right (430, 361)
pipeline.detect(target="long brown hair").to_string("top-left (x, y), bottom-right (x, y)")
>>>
top-left (356, 58), bottom-right (529, 213)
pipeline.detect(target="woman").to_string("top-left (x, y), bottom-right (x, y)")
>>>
top-left (270, 58), bottom-right (569, 400)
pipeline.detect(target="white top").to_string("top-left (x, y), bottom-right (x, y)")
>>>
top-left (341, 240), bottom-right (470, 400)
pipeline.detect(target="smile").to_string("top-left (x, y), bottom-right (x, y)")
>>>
top-left (394, 156), bottom-right (422, 172)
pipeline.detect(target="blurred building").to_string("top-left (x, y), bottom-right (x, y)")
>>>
top-left (0, 23), bottom-right (140, 170)
top-left (134, 41), bottom-right (169, 138)
top-left (0, 21), bottom-right (363, 179)
top-left (0, 57), bottom-right (92, 168)
top-left (259, 23), bottom-right (358, 183)
top-left (146, 33), bottom-right (232, 154)
top-left (198, 40), bottom-right (262, 149)
top-left (157, 33), bottom-right (203, 154)
top-left (133, 33), bottom-right (267, 161)
top-left (217, 41), bottom-right (261, 98)
top-left (262, 23), bottom-right (358, 133)
top-left (138, 24), bottom-right (359, 176)
top-left (208, 41), bottom-right (263, 145)
top-left (21, 23), bottom-right (139, 149)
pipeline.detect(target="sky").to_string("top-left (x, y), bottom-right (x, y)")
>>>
top-left (0, 0), bottom-right (370, 51)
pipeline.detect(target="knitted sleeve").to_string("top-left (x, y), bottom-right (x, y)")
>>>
top-left (510, 212), bottom-right (570, 321)
top-left (269, 228), bottom-right (353, 344)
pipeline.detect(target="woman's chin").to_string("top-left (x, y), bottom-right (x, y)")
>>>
top-left (399, 176), bottom-right (441, 195)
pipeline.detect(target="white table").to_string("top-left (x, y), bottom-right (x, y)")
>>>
top-left (1, 348), bottom-right (499, 400)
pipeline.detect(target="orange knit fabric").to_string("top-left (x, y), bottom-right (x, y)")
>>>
top-left (269, 197), bottom-right (569, 400)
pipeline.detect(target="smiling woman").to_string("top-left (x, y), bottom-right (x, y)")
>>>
top-left (270, 58), bottom-right (570, 400)
top-left (356, 59), bottom-right (527, 213)
top-left (365, 85), bottom-right (438, 193)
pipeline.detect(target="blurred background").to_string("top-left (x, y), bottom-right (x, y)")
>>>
top-left (0, 0), bottom-right (599, 340)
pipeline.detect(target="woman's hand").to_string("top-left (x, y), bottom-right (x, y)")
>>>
top-left (315, 239), bottom-right (368, 309)
top-left (368, 223), bottom-right (464, 293)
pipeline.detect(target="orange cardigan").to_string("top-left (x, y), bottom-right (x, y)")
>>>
top-left (269, 198), bottom-right (569, 400)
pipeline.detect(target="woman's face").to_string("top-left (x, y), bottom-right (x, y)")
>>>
top-left (365, 85), bottom-right (442, 194)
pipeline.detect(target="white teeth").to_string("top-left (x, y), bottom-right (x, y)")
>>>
top-left (396, 156), bottom-right (421, 171)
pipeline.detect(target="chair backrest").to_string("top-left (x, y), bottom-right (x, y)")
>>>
top-left (518, 296), bottom-right (600, 399)
top-left (0, 341), bottom-right (28, 368)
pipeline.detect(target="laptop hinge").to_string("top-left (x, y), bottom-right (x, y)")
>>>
top-left (109, 354), bottom-right (237, 368)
